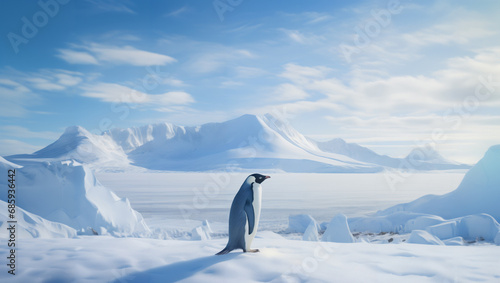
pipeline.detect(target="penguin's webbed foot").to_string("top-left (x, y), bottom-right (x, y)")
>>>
top-left (246, 249), bottom-right (260, 253)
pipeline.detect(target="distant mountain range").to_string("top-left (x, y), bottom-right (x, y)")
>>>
top-left (5, 114), bottom-right (471, 173)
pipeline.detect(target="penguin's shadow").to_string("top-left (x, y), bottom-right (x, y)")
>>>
top-left (112, 253), bottom-right (241, 283)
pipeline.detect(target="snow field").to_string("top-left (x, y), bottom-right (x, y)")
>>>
top-left (1, 235), bottom-right (499, 283)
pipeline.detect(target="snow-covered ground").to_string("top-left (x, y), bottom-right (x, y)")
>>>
top-left (3, 235), bottom-right (500, 283)
top-left (1, 145), bottom-right (500, 282)
top-left (4, 170), bottom-right (500, 282)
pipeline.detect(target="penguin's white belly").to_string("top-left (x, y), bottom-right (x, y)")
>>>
top-left (245, 183), bottom-right (262, 251)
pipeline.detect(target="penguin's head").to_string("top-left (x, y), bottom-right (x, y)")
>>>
top-left (250, 173), bottom-right (271, 184)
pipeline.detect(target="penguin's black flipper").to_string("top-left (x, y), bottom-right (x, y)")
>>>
top-left (244, 200), bottom-right (255, 235)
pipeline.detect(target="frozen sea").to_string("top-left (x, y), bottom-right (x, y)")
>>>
top-left (96, 171), bottom-right (466, 234)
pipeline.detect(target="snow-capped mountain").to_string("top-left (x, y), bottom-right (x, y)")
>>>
top-left (25, 125), bottom-right (131, 169)
top-left (6, 114), bottom-right (470, 172)
top-left (316, 139), bottom-right (470, 170)
top-left (315, 138), bottom-right (401, 168)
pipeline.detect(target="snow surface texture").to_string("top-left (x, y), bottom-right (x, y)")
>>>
top-left (6, 114), bottom-right (469, 173)
top-left (0, 158), bottom-right (149, 237)
top-left (1, 236), bottom-right (499, 283)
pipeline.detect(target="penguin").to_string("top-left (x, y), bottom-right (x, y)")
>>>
top-left (216, 173), bottom-right (270, 255)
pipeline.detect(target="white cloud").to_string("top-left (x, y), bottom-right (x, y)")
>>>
top-left (162, 77), bottom-right (186, 87)
top-left (80, 83), bottom-right (195, 107)
top-left (0, 139), bottom-right (43, 156)
top-left (277, 48), bottom-right (500, 117)
top-left (0, 126), bottom-right (60, 140)
top-left (81, 83), bottom-right (149, 104)
top-left (0, 89), bottom-right (32, 117)
top-left (280, 29), bottom-right (324, 44)
top-left (8, 69), bottom-right (85, 92)
top-left (0, 80), bottom-right (40, 117)
top-left (165, 6), bottom-right (188, 17)
top-left (187, 48), bottom-right (255, 74)
top-left (55, 73), bottom-right (83, 86)
top-left (220, 80), bottom-right (244, 88)
top-left (56, 49), bottom-right (99, 65)
top-left (280, 11), bottom-right (333, 25)
top-left (273, 83), bottom-right (309, 101)
top-left (302, 12), bottom-right (333, 24)
top-left (401, 18), bottom-right (497, 48)
top-left (280, 63), bottom-right (331, 85)
top-left (235, 66), bottom-right (267, 78)
top-left (85, 0), bottom-right (135, 14)
top-left (88, 44), bottom-right (176, 66)
top-left (151, 91), bottom-right (195, 105)
top-left (25, 78), bottom-right (66, 91)
top-left (265, 48), bottom-right (500, 163)
top-left (0, 79), bottom-right (30, 92)
top-left (58, 44), bottom-right (176, 66)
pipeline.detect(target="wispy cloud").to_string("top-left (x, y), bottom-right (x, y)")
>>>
top-left (85, 0), bottom-right (135, 14)
top-left (57, 43), bottom-right (176, 66)
top-left (225, 24), bottom-right (263, 34)
top-left (56, 49), bottom-right (99, 65)
top-left (0, 69), bottom-right (85, 117)
top-left (0, 139), bottom-right (43, 156)
top-left (187, 48), bottom-right (255, 74)
top-left (12, 69), bottom-right (84, 91)
top-left (277, 48), bottom-right (500, 116)
top-left (235, 66), bottom-right (267, 78)
top-left (80, 82), bottom-right (195, 106)
top-left (273, 83), bottom-right (309, 101)
top-left (280, 29), bottom-right (324, 44)
top-left (165, 6), bottom-right (189, 17)
top-left (0, 83), bottom-right (39, 117)
top-left (402, 20), bottom-right (497, 48)
top-left (0, 126), bottom-right (60, 140)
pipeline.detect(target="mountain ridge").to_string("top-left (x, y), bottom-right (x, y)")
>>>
top-left (6, 114), bottom-right (471, 172)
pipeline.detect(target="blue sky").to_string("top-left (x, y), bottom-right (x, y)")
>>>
top-left (1, 0), bottom-right (499, 163)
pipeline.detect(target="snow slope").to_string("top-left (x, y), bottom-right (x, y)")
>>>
top-left (0, 158), bottom-right (149, 236)
top-left (5, 114), bottom-right (468, 173)
top-left (377, 144), bottom-right (500, 221)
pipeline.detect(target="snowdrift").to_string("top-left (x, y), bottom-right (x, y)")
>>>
top-left (6, 114), bottom-right (469, 173)
top-left (0, 158), bottom-right (149, 236)
top-left (0, 200), bottom-right (77, 238)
